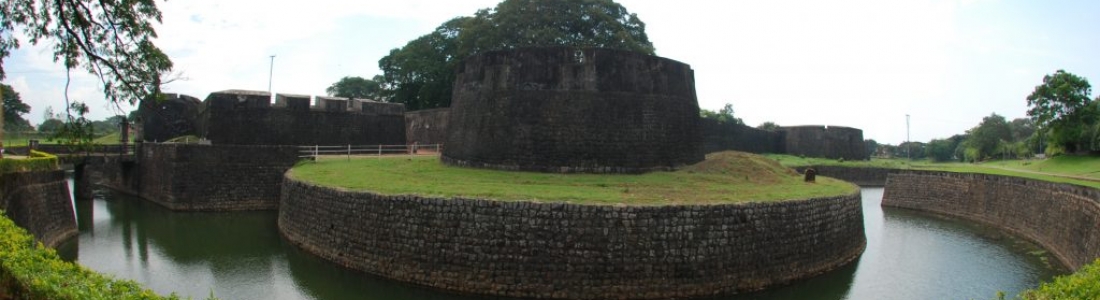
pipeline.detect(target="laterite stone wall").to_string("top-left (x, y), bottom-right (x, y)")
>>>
top-left (444, 47), bottom-right (704, 173)
top-left (279, 176), bottom-right (866, 299)
top-left (883, 171), bottom-right (1100, 270)
top-left (97, 143), bottom-right (301, 211)
top-left (0, 170), bottom-right (77, 248)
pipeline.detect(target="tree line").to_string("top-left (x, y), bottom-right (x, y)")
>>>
top-left (871, 70), bottom-right (1099, 161)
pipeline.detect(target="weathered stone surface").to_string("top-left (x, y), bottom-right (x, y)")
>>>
top-left (139, 93), bottom-right (203, 142)
top-left (279, 177), bottom-right (866, 299)
top-left (882, 171), bottom-right (1100, 271)
top-left (0, 170), bottom-right (77, 248)
top-left (794, 166), bottom-right (895, 187)
top-left (96, 143), bottom-right (301, 211)
top-left (444, 47), bottom-right (704, 173)
top-left (781, 126), bottom-right (866, 161)
top-left (202, 90), bottom-right (406, 146)
top-left (700, 119), bottom-right (786, 154)
top-left (405, 108), bottom-right (450, 146)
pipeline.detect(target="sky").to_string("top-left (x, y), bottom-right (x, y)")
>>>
top-left (3, 0), bottom-right (1099, 145)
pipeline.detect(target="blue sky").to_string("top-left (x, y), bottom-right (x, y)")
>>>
top-left (3, 0), bottom-right (1099, 145)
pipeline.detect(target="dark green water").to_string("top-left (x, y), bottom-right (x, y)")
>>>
top-left (56, 187), bottom-right (1064, 300)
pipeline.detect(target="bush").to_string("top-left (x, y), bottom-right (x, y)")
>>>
top-left (0, 211), bottom-right (212, 299)
top-left (0, 151), bottom-right (59, 174)
top-left (1017, 259), bottom-right (1100, 300)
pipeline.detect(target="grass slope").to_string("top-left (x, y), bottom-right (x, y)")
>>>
top-left (290, 151), bottom-right (857, 205)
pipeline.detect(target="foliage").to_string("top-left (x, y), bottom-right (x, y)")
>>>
top-left (37, 118), bottom-right (63, 134)
top-left (0, 150), bottom-right (57, 174)
top-left (49, 101), bottom-right (96, 154)
top-left (379, 0), bottom-right (654, 110)
top-left (0, 0), bottom-right (174, 105)
top-left (864, 139), bottom-right (879, 157)
top-left (2, 83), bottom-right (31, 130)
top-left (290, 152), bottom-right (856, 205)
top-left (963, 113), bottom-right (1013, 160)
top-left (0, 210), bottom-right (213, 299)
top-left (325, 75), bottom-right (386, 100)
top-left (926, 138), bottom-right (957, 162)
top-left (757, 121), bottom-right (780, 131)
top-left (1017, 259), bottom-right (1100, 300)
top-left (1026, 70), bottom-right (1096, 153)
top-left (700, 103), bottom-right (744, 125)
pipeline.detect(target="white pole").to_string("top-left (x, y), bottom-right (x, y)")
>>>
top-left (268, 55), bottom-right (276, 96)
top-left (347, 144), bottom-right (351, 161)
top-left (906, 114), bottom-right (911, 160)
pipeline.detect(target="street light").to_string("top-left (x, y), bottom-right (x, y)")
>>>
top-left (268, 55), bottom-right (276, 96)
top-left (906, 114), bottom-right (911, 160)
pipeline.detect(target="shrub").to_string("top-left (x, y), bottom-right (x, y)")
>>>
top-left (0, 151), bottom-right (59, 174)
top-left (0, 211), bottom-right (213, 299)
top-left (1018, 259), bottom-right (1100, 300)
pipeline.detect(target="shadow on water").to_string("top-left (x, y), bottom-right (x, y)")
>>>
top-left (56, 186), bottom-right (1064, 300)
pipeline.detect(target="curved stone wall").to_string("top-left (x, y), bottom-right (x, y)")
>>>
top-left (781, 126), bottom-right (866, 161)
top-left (883, 171), bottom-right (1100, 270)
top-left (279, 176), bottom-right (865, 299)
top-left (443, 47), bottom-right (703, 173)
top-left (0, 170), bottom-right (77, 248)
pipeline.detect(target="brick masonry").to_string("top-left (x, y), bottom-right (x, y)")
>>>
top-left (95, 143), bottom-right (301, 211)
top-left (794, 166), bottom-right (894, 187)
top-left (700, 119), bottom-right (786, 155)
top-left (444, 47), bottom-right (704, 174)
top-left (278, 176), bottom-right (866, 299)
top-left (0, 170), bottom-right (77, 248)
top-left (882, 170), bottom-right (1100, 271)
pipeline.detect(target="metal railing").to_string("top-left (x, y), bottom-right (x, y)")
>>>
top-left (297, 144), bottom-right (442, 161)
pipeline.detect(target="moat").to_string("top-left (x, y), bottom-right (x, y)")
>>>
top-left (56, 186), bottom-right (1064, 300)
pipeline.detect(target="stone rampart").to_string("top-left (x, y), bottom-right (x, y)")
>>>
top-left (200, 90), bottom-right (406, 146)
top-left (0, 170), bottom-right (77, 248)
top-left (793, 166), bottom-right (894, 186)
top-left (701, 119), bottom-right (785, 154)
top-left (444, 47), bottom-right (704, 173)
top-left (96, 143), bottom-right (301, 211)
top-left (882, 171), bottom-right (1100, 270)
top-left (781, 126), bottom-right (867, 161)
top-left (279, 176), bottom-right (866, 299)
top-left (405, 108), bottom-right (450, 146)
top-left (140, 93), bottom-right (203, 142)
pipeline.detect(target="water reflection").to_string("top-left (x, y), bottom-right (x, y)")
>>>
top-left (56, 187), bottom-right (1063, 300)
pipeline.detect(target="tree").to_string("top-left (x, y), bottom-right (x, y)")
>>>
top-left (2, 83), bottom-right (31, 130)
top-left (1026, 70), bottom-right (1094, 153)
top-left (963, 113), bottom-right (1013, 160)
top-left (37, 118), bottom-right (63, 134)
top-left (1, 0), bottom-right (174, 105)
top-left (379, 0), bottom-right (654, 110)
top-left (326, 75), bottom-right (386, 100)
top-left (700, 103), bottom-right (743, 125)
top-left (1008, 118), bottom-right (1036, 143)
top-left (926, 138), bottom-right (956, 162)
top-left (757, 121), bottom-right (780, 131)
top-left (864, 139), bottom-right (879, 157)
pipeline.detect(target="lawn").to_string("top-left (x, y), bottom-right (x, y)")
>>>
top-left (289, 151), bottom-right (857, 205)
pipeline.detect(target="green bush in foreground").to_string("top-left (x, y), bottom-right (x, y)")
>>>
top-left (0, 211), bottom-right (211, 300)
top-left (0, 151), bottom-right (59, 174)
top-left (1017, 259), bottom-right (1100, 300)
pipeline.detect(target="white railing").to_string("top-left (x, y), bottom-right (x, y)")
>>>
top-left (297, 144), bottom-right (442, 161)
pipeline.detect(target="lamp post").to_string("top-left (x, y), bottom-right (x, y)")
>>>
top-left (268, 55), bottom-right (276, 96)
top-left (906, 114), bottom-right (911, 160)
top-left (0, 87), bottom-right (4, 158)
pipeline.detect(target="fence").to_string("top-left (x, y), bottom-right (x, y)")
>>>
top-left (297, 144), bottom-right (442, 161)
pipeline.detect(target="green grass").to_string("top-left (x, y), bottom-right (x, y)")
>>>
top-left (979, 156), bottom-right (1100, 180)
top-left (289, 151), bottom-right (857, 205)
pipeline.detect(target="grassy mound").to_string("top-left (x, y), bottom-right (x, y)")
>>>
top-left (289, 151), bottom-right (857, 205)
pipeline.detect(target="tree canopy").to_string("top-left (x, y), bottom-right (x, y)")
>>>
top-left (0, 0), bottom-right (173, 104)
top-left (2, 83), bottom-right (31, 131)
top-left (1026, 70), bottom-right (1096, 153)
top-left (326, 75), bottom-right (385, 100)
top-left (700, 103), bottom-right (744, 125)
top-left (379, 0), bottom-right (654, 110)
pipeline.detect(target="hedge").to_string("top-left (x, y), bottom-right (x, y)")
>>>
top-left (0, 211), bottom-right (214, 300)
top-left (0, 151), bottom-right (59, 174)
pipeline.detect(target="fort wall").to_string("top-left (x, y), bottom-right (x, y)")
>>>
top-left (443, 47), bottom-right (704, 173)
top-left (0, 170), bottom-right (77, 248)
top-left (882, 171), bottom-right (1100, 270)
top-left (279, 176), bottom-right (866, 299)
